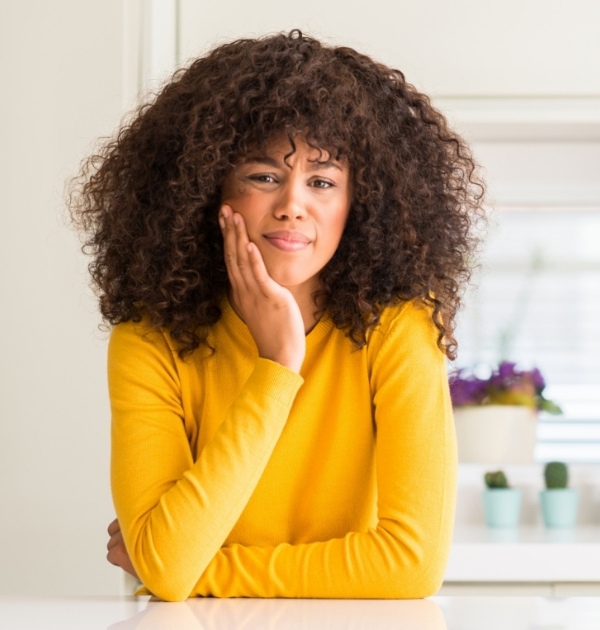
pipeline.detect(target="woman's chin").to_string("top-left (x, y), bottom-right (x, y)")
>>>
top-left (268, 270), bottom-right (306, 289)
top-left (262, 264), bottom-right (312, 292)
top-left (257, 248), bottom-right (318, 293)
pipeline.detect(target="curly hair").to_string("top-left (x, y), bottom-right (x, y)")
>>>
top-left (68, 29), bottom-right (485, 362)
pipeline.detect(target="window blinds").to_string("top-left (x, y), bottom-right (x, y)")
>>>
top-left (454, 208), bottom-right (600, 462)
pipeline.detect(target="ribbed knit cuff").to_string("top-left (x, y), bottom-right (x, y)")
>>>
top-left (247, 358), bottom-right (304, 408)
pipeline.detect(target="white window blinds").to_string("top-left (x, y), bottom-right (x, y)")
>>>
top-left (453, 207), bottom-right (600, 463)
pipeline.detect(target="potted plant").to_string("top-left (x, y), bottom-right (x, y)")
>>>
top-left (482, 470), bottom-right (522, 528)
top-left (449, 361), bottom-right (562, 463)
top-left (540, 462), bottom-right (579, 528)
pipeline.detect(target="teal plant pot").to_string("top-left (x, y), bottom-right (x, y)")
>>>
top-left (540, 489), bottom-right (579, 528)
top-left (482, 488), bottom-right (522, 528)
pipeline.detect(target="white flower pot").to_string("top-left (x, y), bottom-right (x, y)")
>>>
top-left (453, 405), bottom-right (538, 464)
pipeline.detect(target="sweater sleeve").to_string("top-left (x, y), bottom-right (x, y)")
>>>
top-left (190, 301), bottom-right (457, 598)
top-left (108, 321), bottom-right (303, 602)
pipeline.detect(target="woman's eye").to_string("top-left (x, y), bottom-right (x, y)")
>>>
top-left (312, 179), bottom-right (334, 189)
top-left (248, 174), bottom-right (276, 183)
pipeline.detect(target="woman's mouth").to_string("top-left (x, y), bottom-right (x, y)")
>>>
top-left (262, 231), bottom-right (311, 252)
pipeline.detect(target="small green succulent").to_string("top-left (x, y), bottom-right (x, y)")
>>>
top-left (484, 470), bottom-right (509, 489)
top-left (544, 461), bottom-right (568, 489)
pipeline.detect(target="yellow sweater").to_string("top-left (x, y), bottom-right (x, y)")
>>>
top-left (108, 297), bottom-right (457, 602)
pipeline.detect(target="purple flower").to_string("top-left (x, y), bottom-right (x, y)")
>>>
top-left (529, 367), bottom-right (545, 391)
top-left (449, 371), bottom-right (487, 406)
top-left (498, 361), bottom-right (518, 379)
top-left (449, 361), bottom-right (560, 413)
top-left (487, 362), bottom-right (542, 397)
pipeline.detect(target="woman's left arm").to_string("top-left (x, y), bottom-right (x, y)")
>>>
top-left (191, 302), bottom-right (457, 598)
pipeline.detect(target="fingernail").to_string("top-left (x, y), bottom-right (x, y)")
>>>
top-left (218, 216), bottom-right (225, 229)
top-left (233, 214), bottom-right (239, 225)
top-left (222, 206), bottom-right (230, 218)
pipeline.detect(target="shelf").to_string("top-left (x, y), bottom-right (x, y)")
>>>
top-left (445, 525), bottom-right (600, 582)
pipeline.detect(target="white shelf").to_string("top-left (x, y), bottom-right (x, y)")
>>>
top-left (445, 525), bottom-right (600, 582)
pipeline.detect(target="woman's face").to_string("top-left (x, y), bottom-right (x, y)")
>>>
top-left (221, 135), bottom-right (352, 293)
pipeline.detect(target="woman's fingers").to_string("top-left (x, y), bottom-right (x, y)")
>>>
top-left (107, 543), bottom-right (140, 580)
top-left (106, 523), bottom-right (140, 579)
top-left (220, 205), bottom-right (244, 293)
top-left (231, 209), bottom-right (281, 297)
top-left (107, 518), bottom-right (120, 536)
top-left (221, 205), bottom-right (248, 294)
top-left (220, 205), bottom-right (286, 300)
top-left (232, 212), bottom-right (253, 292)
top-left (220, 204), bottom-right (260, 294)
top-left (107, 528), bottom-right (123, 552)
top-left (247, 242), bottom-right (277, 297)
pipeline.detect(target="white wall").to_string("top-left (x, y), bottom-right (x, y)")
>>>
top-left (178, 0), bottom-right (600, 97)
top-left (0, 0), bottom-right (598, 597)
top-left (0, 0), bottom-right (125, 596)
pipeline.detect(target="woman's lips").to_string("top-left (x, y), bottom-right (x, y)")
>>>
top-left (262, 231), bottom-right (311, 252)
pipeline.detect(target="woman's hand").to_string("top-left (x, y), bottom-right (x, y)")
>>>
top-left (219, 204), bottom-right (306, 373)
top-left (106, 518), bottom-right (139, 580)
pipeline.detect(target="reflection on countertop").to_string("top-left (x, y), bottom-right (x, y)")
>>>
top-left (0, 597), bottom-right (445, 630)
top-left (2, 596), bottom-right (600, 630)
top-left (110, 597), bottom-right (445, 630)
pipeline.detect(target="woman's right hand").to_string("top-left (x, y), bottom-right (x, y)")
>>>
top-left (219, 204), bottom-right (306, 374)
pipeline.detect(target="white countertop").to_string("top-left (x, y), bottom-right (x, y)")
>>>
top-left (2, 595), bottom-right (600, 630)
top-left (445, 524), bottom-right (600, 582)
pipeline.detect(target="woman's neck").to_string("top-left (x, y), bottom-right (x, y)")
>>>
top-left (295, 291), bottom-right (320, 335)
top-left (227, 284), bottom-right (322, 336)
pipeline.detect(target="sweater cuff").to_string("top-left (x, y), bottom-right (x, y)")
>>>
top-left (248, 358), bottom-right (304, 407)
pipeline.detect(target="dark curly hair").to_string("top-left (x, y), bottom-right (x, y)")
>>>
top-left (68, 29), bottom-right (485, 362)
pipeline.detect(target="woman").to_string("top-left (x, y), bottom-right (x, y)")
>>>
top-left (69, 30), bottom-right (485, 601)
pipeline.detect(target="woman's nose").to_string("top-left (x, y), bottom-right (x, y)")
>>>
top-left (273, 182), bottom-right (307, 220)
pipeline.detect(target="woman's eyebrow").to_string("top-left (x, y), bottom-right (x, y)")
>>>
top-left (241, 155), bottom-right (342, 171)
top-left (308, 159), bottom-right (342, 172)
top-left (242, 155), bottom-right (280, 167)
